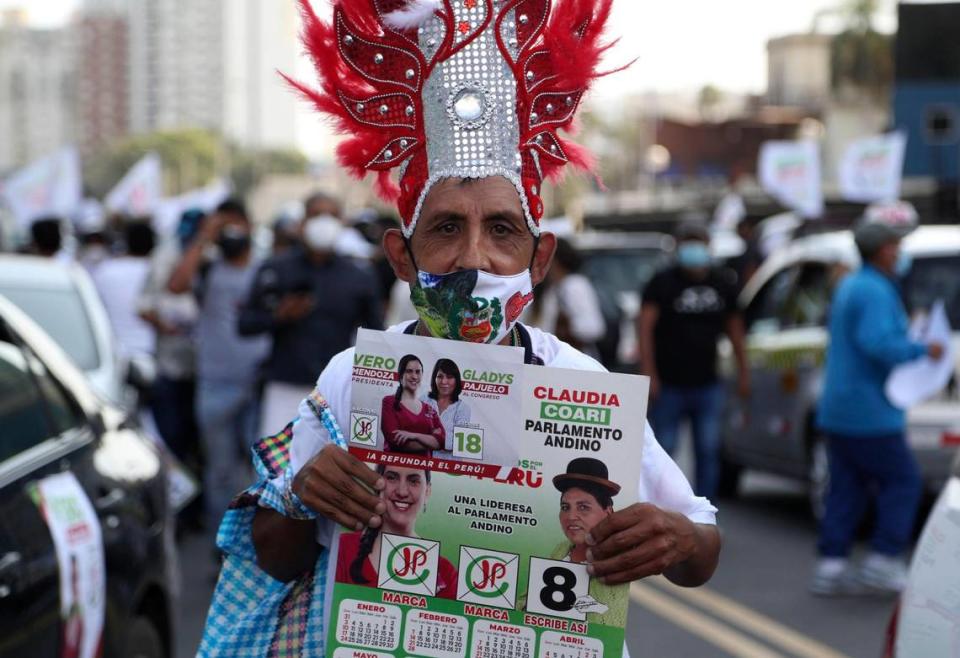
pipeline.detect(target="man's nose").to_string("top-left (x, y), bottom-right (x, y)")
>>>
top-left (455, 223), bottom-right (492, 271)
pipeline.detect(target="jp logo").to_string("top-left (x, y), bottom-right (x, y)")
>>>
top-left (353, 417), bottom-right (373, 441)
top-left (466, 556), bottom-right (510, 598)
top-left (387, 544), bottom-right (431, 585)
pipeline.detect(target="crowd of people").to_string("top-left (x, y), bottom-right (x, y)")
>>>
top-left (13, 180), bottom-right (932, 604)
top-left (15, 194), bottom-right (399, 534)
top-left (14, 199), bottom-right (770, 537)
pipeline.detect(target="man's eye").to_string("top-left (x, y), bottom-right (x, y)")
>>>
top-left (491, 223), bottom-right (513, 236)
top-left (437, 222), bottom-right (458, 235)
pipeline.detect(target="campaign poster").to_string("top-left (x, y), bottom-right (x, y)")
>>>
top-left (330, 330), bottom-right (649, 658)
top-left (32, 472), bottom-right (106, 658)
top-left (349, 328), bottom-right (525, 469)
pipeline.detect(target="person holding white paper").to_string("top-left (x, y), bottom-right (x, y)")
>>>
top-left (813, 216), bottom-right (945, 596)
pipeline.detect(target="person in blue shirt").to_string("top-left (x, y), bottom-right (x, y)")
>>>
top-left (812, 219), bottom-right (945, 596)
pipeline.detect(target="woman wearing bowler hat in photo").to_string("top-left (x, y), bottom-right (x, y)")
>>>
top-left (550, 457), bottom-right (628, 626)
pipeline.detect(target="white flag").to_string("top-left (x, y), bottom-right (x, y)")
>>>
top-left (1, 148), bottom-right (82, 228)
top-left (105, 153), bottom-right (163, 216)
top-left (838, 132), bottom-right (907, 203)
top-left (712, 192), bottom-right (746, 231)
top-left (758, 140), bottom-right (823, 219)
top-left (152, 178), bottom-right (233, 236)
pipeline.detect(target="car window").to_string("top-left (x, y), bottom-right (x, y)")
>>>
top-left (21, 342), bottom-right (85, 435)
top-left (781, 262), bottom-right (833, 329)
top-left (0, 323), bottom-right (54, 462)
top-left (582, 249), bottom-right (668, 317)
top-left (744, 265), bottom-right (800, 334)
top-left (0, 286), bottom-right (101, 371)
top-left (904, 255), bottom-right (960, 328)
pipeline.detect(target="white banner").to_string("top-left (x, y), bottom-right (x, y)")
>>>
top-left (153, 178), bottom-right (233, 236)
top-left (105, 152), bottom-right (163, 216)
top-left (34, 472), bottom-right (106, 658)
top-left (758, 140), bottom-right (823, 219)
top-left (838, 131), bottom-right (907, 203)
top-left (712, 192), bottom-right (746, 231)
top-left (1, 148), bottom-right (82, 228)
top-left (75, 198), bottom-right (106, 233)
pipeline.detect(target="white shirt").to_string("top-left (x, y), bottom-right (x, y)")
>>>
top-left (538, 273), bottom-right (606, 344)
top-left (422, 396), bottom-right (472, 458)
top-left (92, 256), bottom-right (155, 359)
top-left (283, 323), bottom-right (717, 658)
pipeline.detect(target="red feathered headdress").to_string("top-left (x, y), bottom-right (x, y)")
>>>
top-left (285, 0), bottom-right (617, 237)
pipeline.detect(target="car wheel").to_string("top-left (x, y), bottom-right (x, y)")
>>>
top-left (717, 456), bottom-right (743, 498)
top-left (125, 616), bottom-right (165, 658)
top-left (808, 436), bottom-right (830, 521)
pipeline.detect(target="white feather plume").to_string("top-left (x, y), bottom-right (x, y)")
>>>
top-left (383, 0), bottom-right (442, 31)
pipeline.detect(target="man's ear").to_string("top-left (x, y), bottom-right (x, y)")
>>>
top-left (383, 228), bottom-right (417, 283)
top-left (531, 231), bottom-right (557, 287)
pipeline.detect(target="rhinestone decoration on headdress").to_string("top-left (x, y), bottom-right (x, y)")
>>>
top-left (285, 0), bottom-right (617, 237)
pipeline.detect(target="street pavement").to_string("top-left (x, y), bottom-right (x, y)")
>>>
top-left (625, 471), bottom-right (897, 658)
top-left (174, 445), bottom-right (899, 658)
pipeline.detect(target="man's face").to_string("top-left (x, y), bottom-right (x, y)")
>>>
top-left (383, 176), bottom-right (556, 285)
top-left (305, 197), bottom-right (340, 221)
top-left (873, 239), bottom-right (901, 274)
top-left (222, 214), bottom-right (250, 236)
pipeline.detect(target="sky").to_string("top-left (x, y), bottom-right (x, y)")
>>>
top-left (0, 0), bottom-right (901, 94)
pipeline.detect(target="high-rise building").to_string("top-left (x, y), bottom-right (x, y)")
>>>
top-left (766, 34), bottom-right (832, 111)
top-left (75, 1), bottom-right (129, 155)
top-left (0, 11), bottom-right (76, 172)
top-left (223, 0), bottom-right (300, 149)
top-left (126, 0), bottom-right (299, 150)
top-left (127, 0), bottom-right (224, 134)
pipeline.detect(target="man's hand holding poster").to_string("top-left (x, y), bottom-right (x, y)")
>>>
top-left (330, 329), bottom-right (649, 658)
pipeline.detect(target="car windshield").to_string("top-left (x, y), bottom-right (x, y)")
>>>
top-left (581, 248), bottom-right (668, 317)
top-left (0, 287), bottom-right (101, 371)
top-left (903, 255), bottom-right (960, 328)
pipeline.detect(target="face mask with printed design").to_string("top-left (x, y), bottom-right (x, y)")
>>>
top-left (410, 269), bottom-right (534, 344)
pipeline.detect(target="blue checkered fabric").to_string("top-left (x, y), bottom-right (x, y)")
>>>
top-left (197, 391), bottom-right (345, 657)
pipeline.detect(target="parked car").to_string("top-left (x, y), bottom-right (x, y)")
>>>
top-left (571, 231), bottom-right (674, 371)
top-left (0, 255), bottom-right (133, 405)
top-left (882, 450), bottom-right (960, 657)
top-left (0, 294), bottom-right (175, 657)
top-left (719, 225), bottom-right (960, 515)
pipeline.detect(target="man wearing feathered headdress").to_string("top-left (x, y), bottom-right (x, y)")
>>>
top-left (200, 2), bottom-right (720, 656)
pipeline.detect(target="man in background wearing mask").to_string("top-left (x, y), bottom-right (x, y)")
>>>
top-left (168, 199), bottom-right (270, 531)
top-left (811, 216), bottom-right (944, 596)
top-left (638, 223), bottom-right (749, 500)
top-left (304, 191), bottom-right (377, 261)
top-left (238, 206), bottom-right (383, 439)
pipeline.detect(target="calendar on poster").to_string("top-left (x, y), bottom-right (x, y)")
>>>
top-left (330, 329), bottom-right (649, 658)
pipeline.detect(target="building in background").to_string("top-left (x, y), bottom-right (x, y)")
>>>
top-left (766, 34), bottom-right (832, 112)
top-left (126, 0), bottom-right (299, 149)
top-left (893, 2), bottom-right (960, 183)
top-left (223, 0), bottom-right (300, 149)
top-left (127, 0), bottom-right (224, 135)
top-left (0, 10), bottom-right (76, 173)
top-left (76, 0), bottom-right (129, 156)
